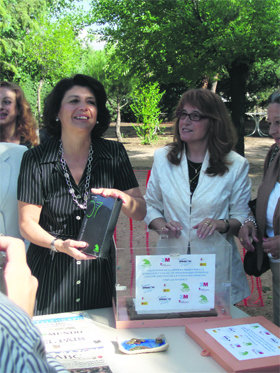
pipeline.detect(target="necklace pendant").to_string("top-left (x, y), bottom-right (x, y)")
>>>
top-left (60, 140), bottom-right (93, 211)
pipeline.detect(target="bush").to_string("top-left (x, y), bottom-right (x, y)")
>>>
top-left (130, 82), bottom-right (165, 144)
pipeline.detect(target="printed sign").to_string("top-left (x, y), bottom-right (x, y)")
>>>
top-left (135, 254), bottom-right (215, 314)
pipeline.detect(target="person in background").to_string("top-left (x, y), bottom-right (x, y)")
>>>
top-left (145, 88), bottom-right (251, 305)
top-left (18, 74), bottom-right (146, 315)
top-left (0, 143), bottom-right (27, 239)
top-left (0, 235), bottom-right (68, 372)
top-left (0, 81), bottom-right (38, 146)
top-left (238, 91), bottom-right (280, 326)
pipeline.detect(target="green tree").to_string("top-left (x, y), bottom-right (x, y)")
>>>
top-left (131, 82), bottom-right (165, 145)
top-left (22, 16), bottom-right (85, 121)
top-left (82, 47), bottom-right (138, 141)
top-left (0, 0), bottom-right (48, 80)
top-left (104, 47), bottom-right (139, 141)
top-left (90, 0), bottom-right (280, 154)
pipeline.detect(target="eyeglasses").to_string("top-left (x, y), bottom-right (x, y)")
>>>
top-left (178, 111), bottom-right (208, 122)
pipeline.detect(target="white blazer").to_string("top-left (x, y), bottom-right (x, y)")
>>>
top-left (145, 146), bottom-right (251, 304)
top-left (0, 143), bottom-right (27, 239)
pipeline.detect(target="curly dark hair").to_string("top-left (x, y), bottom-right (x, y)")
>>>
top-left (43, 74), bottom-right (110, 139)
top-left (0, 81), bottom-right (38, 146)
top-left (167, 88), bottom-right (237, 176)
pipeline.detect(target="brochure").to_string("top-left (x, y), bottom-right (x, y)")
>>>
top-left (206, 322), bottom-right (280, 361)
top-left (33, 312), bottom-right (112, 372)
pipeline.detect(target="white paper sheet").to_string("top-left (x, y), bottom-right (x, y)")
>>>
top-left (135, 254), bottom-right (215, 314)
top-left (206, 323), bottom-right (280, 361)
top-left (33, 312), bottom-right (112, 371)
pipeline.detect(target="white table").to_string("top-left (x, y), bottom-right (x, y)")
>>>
top-left (85, 306), bottom-right (248, 373)
top-left (246, 112), bottom-right (268, 137)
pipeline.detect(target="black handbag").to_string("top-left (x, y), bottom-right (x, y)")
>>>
top-left (243, 198), bottom-right (270, 277)
top-left (243, 246), bottom-right (270, 277)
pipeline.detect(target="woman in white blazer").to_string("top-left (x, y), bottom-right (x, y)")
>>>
top-left (145, 88), bottom-right (251, 304)
top-left (0, 143), bottom-right (27, 238)
top-left (0, 81), bottom-right (37, 241)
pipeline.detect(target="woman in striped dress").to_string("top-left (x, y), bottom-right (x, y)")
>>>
top-left (17, 74), bottom-right (146, 315)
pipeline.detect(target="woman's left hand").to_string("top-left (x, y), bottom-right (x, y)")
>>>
top-left (263, 235), bottom-right (280, 259)
top-left (91, 187), bottom-right (125, 203)
top-left (91, 187), bottom-right (146, 221)
top-left (193, 218), bottom-right (224, 239)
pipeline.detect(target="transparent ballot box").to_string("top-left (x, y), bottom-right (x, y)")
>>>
top-left (114, 229), bottom-right (232, 329)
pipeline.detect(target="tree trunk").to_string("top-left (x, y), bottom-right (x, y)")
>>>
top-left (37, 78), bottom-right (44, 125)
top-left (211, 74), bottom-right (219, 93)
top-left (228, 61), bottom-right (249, 156)
top-left (116, 97), bottom-right (122, 142)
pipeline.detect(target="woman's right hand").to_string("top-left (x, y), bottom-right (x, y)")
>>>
top-left (54, 239), bottom-right (96, 260)
top-left (149, 218), bottom-right (182, 239)
top-left (161, 220), bottom-right (183, 239)
top-left (238, 221), bottom-right (258, 252)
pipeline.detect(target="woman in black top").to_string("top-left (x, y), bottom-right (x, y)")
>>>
top-left (17, 74), bottom-right (146, 315)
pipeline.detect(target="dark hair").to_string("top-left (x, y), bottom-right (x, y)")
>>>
top-left (43, 74), bottom-right (110, 139)
top-left (0, 81), bottom-right (38, 146)
top-left (167, 88), bottom-right (237, 176)
top-left (267, 91), bottom-right (280, 105)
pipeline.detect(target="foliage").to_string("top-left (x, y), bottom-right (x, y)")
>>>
top-left (130, 82), bottom-right (165, 145)
top-left (22, 16), bottom-right (84, 82)
top-left (1, 0), bottom-right (89, 122)
top-left (17, 74), bottom-right (38, 114)
top-left (81, 46), bottom-right (139, 140)
top-left (90, 0), bottom-right (279, 85)
top-left (104, 46), bottom-right (139, 121)
top-left (90, 0), bottom-right (280, 153)
top-left (18, 16), bottom-right (86, 121)
top-left (246, 60), bottom-right (280, 109)
top-left (81, 48), bottom-right (107, 83)
top-left (0, 0), bottom-right (48, 80)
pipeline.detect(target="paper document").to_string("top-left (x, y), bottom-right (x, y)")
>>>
top-left (206, 323), bottom-right (280, 361)
top-left (33, 312), bottom-right (112, 372)
top-left (135, 254), bottom-right (215, 314)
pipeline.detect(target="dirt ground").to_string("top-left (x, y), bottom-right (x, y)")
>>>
top-left (105, 123), bottom-right (275, 322)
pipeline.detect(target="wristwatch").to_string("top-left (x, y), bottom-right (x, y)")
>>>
top-left (50, 238), bottom-right (58, 252)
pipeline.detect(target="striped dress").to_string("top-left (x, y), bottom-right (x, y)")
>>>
top-left (17, 138), bottom-right (138, 315)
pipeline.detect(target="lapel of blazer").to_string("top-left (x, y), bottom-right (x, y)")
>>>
top-left (0, 153), bottom-right (12, 208)
top-left (255, 145), bottom-right (280, 269)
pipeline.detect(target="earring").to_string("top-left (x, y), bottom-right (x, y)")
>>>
top-left (96, 120), bottom-right (99, 124)
top-left (55, 117), bottom-right (59, 122)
